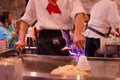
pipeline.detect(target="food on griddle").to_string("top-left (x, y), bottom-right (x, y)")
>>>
top-left (0, 57), bottom-right (18, 64)
top-left (0, 57), bottom-right (23, 80)
top-left (51, 65), bottom-right (90, 76)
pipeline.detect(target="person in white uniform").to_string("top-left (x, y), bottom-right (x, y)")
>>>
top-left (84, 0), bottom-right (120, 57)
top-left (14, 0), bottom-right (85, 55)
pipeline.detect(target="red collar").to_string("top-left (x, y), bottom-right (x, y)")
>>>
top-left (46, 0), bottom-right (61, 14)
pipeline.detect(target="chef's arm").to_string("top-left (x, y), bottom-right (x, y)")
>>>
top-left (74, 13), bottom-right (85, 35)
top-left (73, 13), bottom-right (85, 48)
top-left (19, 21), bottom-right (29, 42)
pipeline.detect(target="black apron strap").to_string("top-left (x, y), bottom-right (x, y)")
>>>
top-left (87, 27), bottom-right (111, 38)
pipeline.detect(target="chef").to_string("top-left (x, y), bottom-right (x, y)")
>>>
top-left (14, 0), bottom-right (86, 55)
top-left (84, 0), bottom-right (120, 57)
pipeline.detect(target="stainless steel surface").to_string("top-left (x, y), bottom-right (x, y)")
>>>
top-left (105, 43), bottom-right (120, 54)
top-left (22, 54), bottom-right (120, 80)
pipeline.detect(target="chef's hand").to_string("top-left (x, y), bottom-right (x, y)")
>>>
top-left (14, 40), bottom-right (26, 51)
top-left (117, 28), bottom-right (120, 36)
top-left (73, 34), bottom-right (85, 49)
top-left (110, 29), bottom-right (120, 37)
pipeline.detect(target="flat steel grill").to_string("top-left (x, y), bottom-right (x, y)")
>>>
top-left (22, 55), bottom-right (120, 80)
